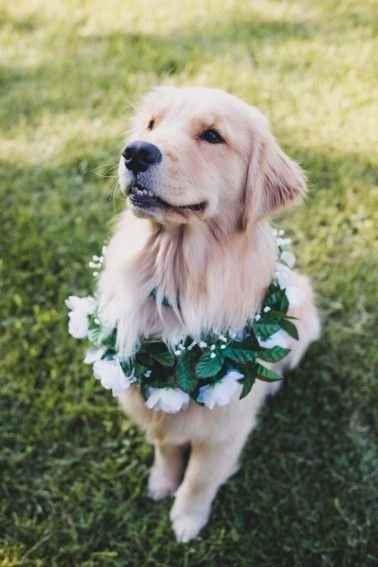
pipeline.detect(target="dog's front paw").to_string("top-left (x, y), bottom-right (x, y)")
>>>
top-left (170, 503), bottom-right (210, 543)
top-left (148, 467), bottom-right (179, 501)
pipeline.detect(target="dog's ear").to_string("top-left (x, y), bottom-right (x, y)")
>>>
top-left (262, 133), bottom-right (306, 214)
top-left (240, 122), bottom-right (306, 230)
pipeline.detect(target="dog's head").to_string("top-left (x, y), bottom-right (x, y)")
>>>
top-left (119, 86), bottom-right (306, 231)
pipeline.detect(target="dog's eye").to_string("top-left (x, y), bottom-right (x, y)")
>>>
top-left (147, 119), bottom-right (155, 130)
top-left (199, 128), bottom-right (225, 144)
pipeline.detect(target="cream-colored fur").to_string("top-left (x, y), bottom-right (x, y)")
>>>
top-left (99, 87), bottom-right (320, 542)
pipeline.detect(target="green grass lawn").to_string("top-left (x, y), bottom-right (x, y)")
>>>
top-left (1, 0), bottom-right (377, 565)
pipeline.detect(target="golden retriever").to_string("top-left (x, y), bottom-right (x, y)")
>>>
top-left (98, 86), bottom-right (320, 542)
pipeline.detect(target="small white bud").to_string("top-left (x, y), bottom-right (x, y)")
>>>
top-left (220, 344), bottom-right (226, 350)
top-left (255, 314), bottom-right (261, 321)
top-left (210, 353), bottom-right (216, 359)
top-left (210, 345), bottom-right (216, 351)
top-left (199, 341), bottom-right (207, 348)
top-left (264, 306), bottom-right (271, 313)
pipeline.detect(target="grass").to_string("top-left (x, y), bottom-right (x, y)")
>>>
top-left (1, 0), bottom-right (377, 565)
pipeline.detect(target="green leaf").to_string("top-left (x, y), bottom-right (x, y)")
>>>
top-left (148, 372), bottom-right (176, 389)
top-left (195, 351), bottom-right (224, 378)
top-left (281, 318), bottom-right (299, 340)
top-left (264, 284), bottom-right (289, 314)
top-left (135, 352), bottom-right (153, 367)
top-left (257, 346), bottom-right (290, 362)
top-left (134, 362), bottom-right (147, 377)
top-left (256, 363), bottom-right (282, 382)
top-left (253, 322), bottom-right (281, 340)
top-left (150, 351), bottom-right (175, 367)
top-left (176, 353), bottom-right (198, 393)
top-left (278, 292), bottom-right (289, 313)
top-left (120, 359), bottom-right (134, 375)
top-left (87, 326), bottom-right (101, 345)
top-left (142, 340), bottom-right (167, 353)
top-left (87, 324), bottom-right (115, 348)
top-left (239, 365), bottom-right (257, 399)
top-left (224, 347), bottom-right (256, 364)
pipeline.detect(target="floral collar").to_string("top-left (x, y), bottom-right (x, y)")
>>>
top-left (67, 230), bottom-right (299, 413)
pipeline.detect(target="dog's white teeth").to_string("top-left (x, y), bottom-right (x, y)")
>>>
top-left (133, 186), bottom-right (154, 198)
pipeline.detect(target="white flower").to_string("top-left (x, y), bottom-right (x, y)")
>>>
top-left (275, 264), bottom-right (291, 289)
top-left (197, 370), bottom-right (244, 410)
top-left (258, 330), bottom-right (289, 350)
top-left (280, 250), bottom-right (296, 268)
top-left (84, 346), bottom-right (106, 364)
top-left (93, 359), bottom-right (131, 397)
top-left (285, 285), bottom-right (306, 308)
top-left (146, 388), bottom-right (190, 414)
top-left (277, 237), bottom-right (292, 248)
top-left (275, 264), bottom-right (305, 307)
top-left (66, 295), bottom-right (97, 338)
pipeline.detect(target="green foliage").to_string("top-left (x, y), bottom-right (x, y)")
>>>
top-left (176, 352), bottom-right (198, 393)
top-left (257, 346), bottom-right (290, 363)
top-left (195, 350), bottom-right (225, 378)
top-left (1, 0), bottom-right (377, 565)
top-left (255, 364), bottom-right (282, 382)
top-left (83, 282), bottom-right (294, 402)
top-left (280, 318), bottom-right (299, 340)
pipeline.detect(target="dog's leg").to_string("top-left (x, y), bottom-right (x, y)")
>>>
top-left (170, 434), bottom-right (247, 542)
top-left (148, 443), bottom-right (185, 501)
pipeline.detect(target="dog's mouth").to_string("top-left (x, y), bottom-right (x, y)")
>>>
top-left (128, 183), bottom-right (207, 213)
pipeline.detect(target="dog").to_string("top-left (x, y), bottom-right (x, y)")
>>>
top-left (98, 86), bottom-right (320, 542)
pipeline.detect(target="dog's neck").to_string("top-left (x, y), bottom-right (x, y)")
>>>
top-left (99, 210), bottom-right (276, 355)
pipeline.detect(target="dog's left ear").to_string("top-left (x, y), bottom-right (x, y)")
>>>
top-left (241, 123), bottom-right (306, 230)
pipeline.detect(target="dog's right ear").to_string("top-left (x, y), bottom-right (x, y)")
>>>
top-left (240, 116), bottom-right (306, 230)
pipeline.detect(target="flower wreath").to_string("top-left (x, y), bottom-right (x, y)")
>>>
top-left (67, 230), bottom-right (301, 413)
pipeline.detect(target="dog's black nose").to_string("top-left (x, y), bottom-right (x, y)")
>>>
top-left (122, 141), bottom-right (162, 174)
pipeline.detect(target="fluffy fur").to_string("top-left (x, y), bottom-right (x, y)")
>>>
top-left (98, 86), bottom-right (320, 542)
